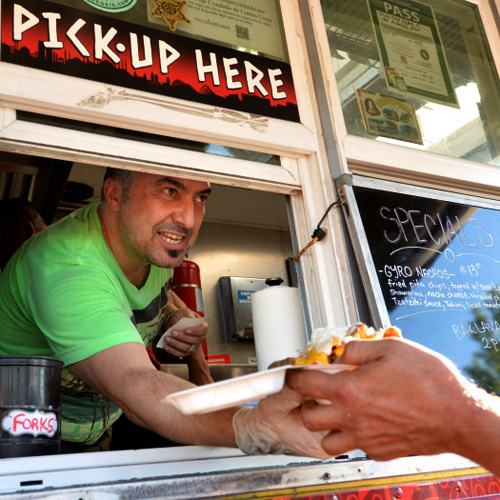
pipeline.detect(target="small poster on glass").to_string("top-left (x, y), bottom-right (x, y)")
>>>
top-left (367, 0), bottom-right (459, 108)
top-left (357, 89), bottom-right (423, 144)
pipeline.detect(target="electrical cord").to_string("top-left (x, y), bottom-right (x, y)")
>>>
top-left (293, 200), bottom-right (343, 262)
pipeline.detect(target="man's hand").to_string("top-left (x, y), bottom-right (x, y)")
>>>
top-left (162, 308), bottom-right (208, 358)
top-left (287, 338), bottom-right (480, 461)
top-left (233, 383), bottom-right (333, 459)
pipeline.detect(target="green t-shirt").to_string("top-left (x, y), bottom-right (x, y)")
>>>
top-left (0, 201), bottom-right (173, 444)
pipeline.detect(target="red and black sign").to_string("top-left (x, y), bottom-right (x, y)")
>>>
top-left (1, 0), bottom-right (300, 122)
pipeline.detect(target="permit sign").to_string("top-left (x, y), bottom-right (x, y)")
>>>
top-left (367, 0), bottom-right (458, 107)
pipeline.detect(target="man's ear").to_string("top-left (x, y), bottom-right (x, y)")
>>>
top-left (102, 178), bottom-right (121, 212)
top-left (21, 220), bottom-right (36, 239)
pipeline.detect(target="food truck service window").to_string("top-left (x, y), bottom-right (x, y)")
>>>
top-left (0, 0), bottom-right (357, 337)
top-left (1, 3), bottom-right (498, 497)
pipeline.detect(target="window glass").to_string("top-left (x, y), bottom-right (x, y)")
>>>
top-left (17, 111), bottom-right (280, 165)
top-left (49, 0), bottom-right (288, 62)
top-left (322, 0), bottom-right (500, 165)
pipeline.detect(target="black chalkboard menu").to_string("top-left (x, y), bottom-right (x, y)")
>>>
top-left (342, 178), bottom-right (500, 394)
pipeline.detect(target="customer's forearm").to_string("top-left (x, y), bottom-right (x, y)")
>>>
top-left (448, 387), bottom-right (500, 477)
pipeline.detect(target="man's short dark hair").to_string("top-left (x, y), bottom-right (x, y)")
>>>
top-left (101, 168), bottom-right (135, 201)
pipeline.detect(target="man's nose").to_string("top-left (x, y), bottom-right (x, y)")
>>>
top-left (171, 197), bottom-right (196, 228)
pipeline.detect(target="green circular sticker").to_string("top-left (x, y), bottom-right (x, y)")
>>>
top-left (83, 0), bottom-right (138, 13)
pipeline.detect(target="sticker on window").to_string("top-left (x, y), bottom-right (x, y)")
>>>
top-left (83, 0), bottom-right (138, 13)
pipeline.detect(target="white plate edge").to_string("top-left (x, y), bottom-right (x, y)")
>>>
top-left (163, 363), bottom-right (356, 404)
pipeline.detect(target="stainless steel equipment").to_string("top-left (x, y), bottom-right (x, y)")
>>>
top-left (218, 277), bottom-right (267, 342)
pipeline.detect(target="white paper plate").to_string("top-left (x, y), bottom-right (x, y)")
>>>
top-left (162, 364), bottom-right (355, 415)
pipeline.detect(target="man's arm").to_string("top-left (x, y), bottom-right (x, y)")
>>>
top-left (287, 338), bottom-right (500, 476)
top-left (70, 342), bottom-right (235, 446)
top-left (159, 290), bottom-right (208, 358)
top-left (159, 289), bottom-right (213, 386)
top-left (69, 341), bottom-right (335, 457)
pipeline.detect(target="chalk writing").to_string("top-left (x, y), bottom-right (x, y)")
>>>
top-left (354, 184), bottom-right (500, 379)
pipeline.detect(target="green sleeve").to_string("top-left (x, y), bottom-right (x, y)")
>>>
top-left (28, 261), bottom-right (143, 366)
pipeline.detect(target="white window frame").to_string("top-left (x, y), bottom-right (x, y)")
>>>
top-left (0, 0), bottom-right (359, 331)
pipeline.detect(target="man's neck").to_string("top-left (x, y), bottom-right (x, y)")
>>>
top-left (123, 265), bottom-right (151, 289)
top-left (98, 207), bottom-right (150, 289)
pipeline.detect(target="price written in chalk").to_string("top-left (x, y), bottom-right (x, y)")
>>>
top-left (459, 263), bottom-right (481, 277)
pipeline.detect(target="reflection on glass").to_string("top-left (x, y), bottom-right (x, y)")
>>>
top-left (322, 0), bottom-right (500, 166)
top-left (464, 293), bottom-right (500, 395)
top-left (17, 111), bottom-right (280, 166)
top-left (354, 185), bottom-right (500, 394)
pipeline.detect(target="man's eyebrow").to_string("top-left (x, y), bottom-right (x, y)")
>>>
top-left (199, 187), bottom-right (212, 196)
top-left (155, 177), bottom-right (185, 190)
top-left (156, 177), bottom-right (212, 196)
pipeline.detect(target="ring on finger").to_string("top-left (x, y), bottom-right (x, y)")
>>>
top-left (187, 344), bottom-right (197, 354)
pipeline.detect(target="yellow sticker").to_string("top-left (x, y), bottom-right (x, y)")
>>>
top-left (151, 0), bottom-right (191, 31)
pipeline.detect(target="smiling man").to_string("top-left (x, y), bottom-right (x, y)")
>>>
top-left (0, 168), bottom-right (213, 449)
top-left (0, 168), bottom-right (330, 458)
top-left (99, 169), bottom-right (211, 287)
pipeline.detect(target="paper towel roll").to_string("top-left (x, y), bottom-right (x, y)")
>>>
top-left (251, 285), bottom-right (307, 371)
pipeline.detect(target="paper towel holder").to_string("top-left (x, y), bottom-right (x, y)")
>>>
top-left (265, 277), bottom-right (284, 287)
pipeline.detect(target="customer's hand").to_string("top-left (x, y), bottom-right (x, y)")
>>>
top-left (233, 383), bottom-right (333, 459)
top-left (287, 337), bottom-right (479, 461)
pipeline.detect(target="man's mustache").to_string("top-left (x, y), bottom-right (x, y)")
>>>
top-left (156, 224), bottom-right (191, 238)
